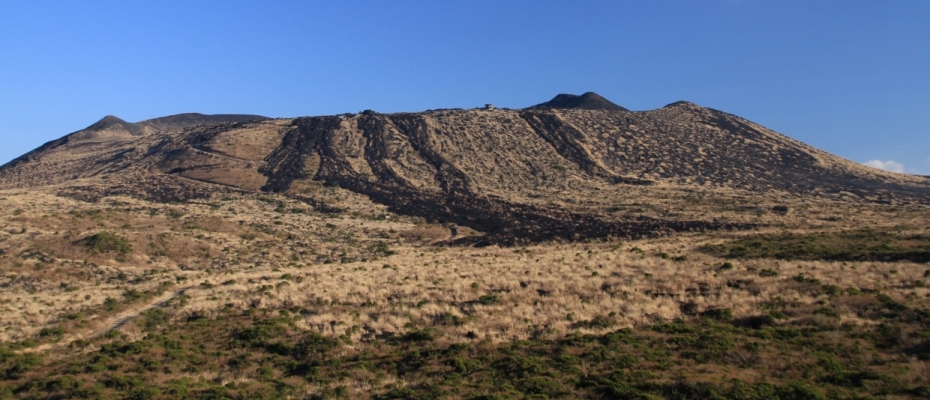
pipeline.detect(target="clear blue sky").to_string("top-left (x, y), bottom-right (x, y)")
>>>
top-left (2, 1), bottom-right (928, 174)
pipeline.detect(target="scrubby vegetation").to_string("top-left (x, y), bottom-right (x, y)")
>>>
top-left (80, 232), bottom-right (133, 255)
top-left (701, 229), bottom-right (930, 263)
top-left (2, 184), bottom-right (930, 398)
top-left (2, 288), bottom-right (929, 399)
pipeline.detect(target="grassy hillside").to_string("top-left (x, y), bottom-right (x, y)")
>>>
top-left (1, 188), bottom-right (929, 398)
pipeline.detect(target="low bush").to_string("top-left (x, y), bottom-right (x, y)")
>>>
top-left (759, 269), bottom-right (779, 277)
top-left (80, 232), bottom-right (132, 254)
top-left (700, 308), bottom-right (733, 321)
top-left (3, 287), bottom-right (929, 399)
top-left (572, 315), bottom-right (615, 329)
top-left (477, 294), bottom-right (500, 306)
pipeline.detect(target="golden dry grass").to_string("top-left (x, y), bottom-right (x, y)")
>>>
top-left (2, 186), bottom-right (927, 347)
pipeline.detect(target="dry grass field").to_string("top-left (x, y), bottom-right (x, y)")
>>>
top-left (1, 185), bottom-right (929, 399)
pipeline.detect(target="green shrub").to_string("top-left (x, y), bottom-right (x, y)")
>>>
top-left (434, 312), bottom-right (466, 326)
top-left (700, 308), bottom-right (733, 321)
top-left (103, 297), bottom-right (119, 311)
top-left (39, 326), bottom-right (65, 337)
top-left (81, 232), bottom-right (132, 254)
top-left (138, 356), bottom-right (161, 372)
top-left (572, 315), bottom-right (615, 329)
top-left (813, 307), bottom-right (840, 318)
top-left (369, 242), bottom-right (396, 256)
top-left (4, 353), bottom-right (43, 379)
top-left (782, 382), bottom-right (827, 400)
top-left (397, 328), bottom-right (439, 342)
top-left (292, 332), bottom-right (339, 356)
top-left (234, 318), bottom-right (288, 347)
top-left (139, 309), bottom-right (168, 332)
top-left (123, 289), bottom-right (144, 303)
top-left (759, 269), bottom-right (779, 277)
top-left (478, 294), bottom-right (500, 306)
top-left (256, 366), bottom-right (274, 381)
top-left (822, 285), bottom-right (841, 296)
top-left (521, 376), bottom-right (563, 397)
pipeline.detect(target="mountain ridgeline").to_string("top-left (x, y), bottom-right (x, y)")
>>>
top-left (2, 113), bottom-right (268, 169)
top-left (1, 94), bottom-right (927, 245)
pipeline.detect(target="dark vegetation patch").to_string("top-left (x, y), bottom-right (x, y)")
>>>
top-left (57, 173), bottom-right (246, 204)
top-left (701, 229), bottom-right (930, 263)
top-left (78, 232), bottom-right (132, 255)
top-left (2, 292), bottom-right (929, 399)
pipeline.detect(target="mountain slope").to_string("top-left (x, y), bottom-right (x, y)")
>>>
top-left (135, 113), bottom-right (269, 135)
top-left (1, 95), bottom-right (927, 244)
top-left (0, 113), bottom-right (269, 186)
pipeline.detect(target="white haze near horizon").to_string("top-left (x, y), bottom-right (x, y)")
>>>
top-left (864, 159), bottom-right (906, 174)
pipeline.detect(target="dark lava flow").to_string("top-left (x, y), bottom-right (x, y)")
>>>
top-left (259, 113), bottom-right (751, 246)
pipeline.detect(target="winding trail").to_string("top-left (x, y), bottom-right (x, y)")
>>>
top-left (19, 285), bottom-right (195, 354)
top-left (100, 286), bottom-right (194, 333)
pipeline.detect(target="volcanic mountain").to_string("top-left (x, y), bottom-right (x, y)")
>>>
top-left (1, 93), bottom-right (927, 245)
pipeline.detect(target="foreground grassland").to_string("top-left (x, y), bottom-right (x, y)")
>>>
top-left (1, 188), bottom-right (929, 399)
top-left (4, 296), bottom-right (930, 399)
